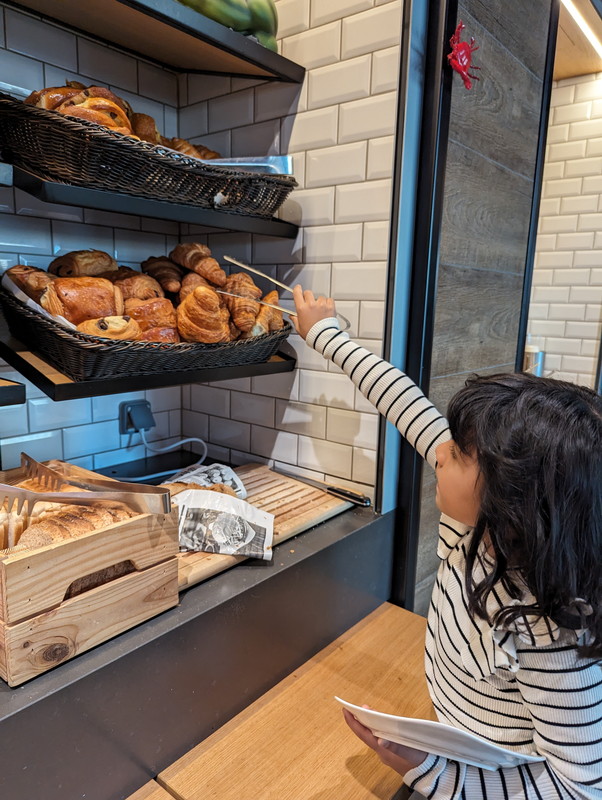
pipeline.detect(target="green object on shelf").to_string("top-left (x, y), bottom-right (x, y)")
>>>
top-left (253, 30), bottom-right (278, 52)
top-left (175, 0), bottom-right (251, 31)
top-left (247, 0), bottom-right (278, 36)
top-left (174, 0), bottom-right (278, 44)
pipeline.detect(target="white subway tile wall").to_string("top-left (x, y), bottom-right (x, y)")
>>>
top-left (177, 0), bottom-right (400, 489)
top-left (529, 74), bottom-right (602, 388)
top-left (0, 4), bottom-right (181, 470)
top-left (0, 1), bottom-right (400, 492)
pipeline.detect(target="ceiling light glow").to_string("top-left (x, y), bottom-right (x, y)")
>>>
top-left (561, 0), bottom-right (602, 59)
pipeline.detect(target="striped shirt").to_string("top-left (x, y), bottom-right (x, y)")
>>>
top-left (306, 319), bottom-right (602, 799)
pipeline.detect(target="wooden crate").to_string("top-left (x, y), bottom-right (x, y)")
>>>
top-left (0, 465), bottom-right (179, 686)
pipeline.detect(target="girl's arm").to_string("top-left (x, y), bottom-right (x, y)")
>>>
top-left (292, 287), bottom-right (450, 469)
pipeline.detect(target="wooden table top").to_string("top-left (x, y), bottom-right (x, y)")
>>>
top-left (158, 603), bottom-right (435, 800)
top-left (125, 780), bottom-right (174, 800)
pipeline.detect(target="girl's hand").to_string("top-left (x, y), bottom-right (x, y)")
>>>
top-left (342, 708), bottom-right (428, 776)
top-left (292, 284), bottom-right (337, 340)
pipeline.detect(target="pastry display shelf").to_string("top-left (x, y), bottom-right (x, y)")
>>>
top-left (9, 0), bottom-right (305, 81)
top-left (0, 164), bottom-right (299, 239)
top-left (0, 317), bottom-right (296, 401)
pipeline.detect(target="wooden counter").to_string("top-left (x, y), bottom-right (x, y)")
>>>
top-left (158, 603), bottom-right (435, 800)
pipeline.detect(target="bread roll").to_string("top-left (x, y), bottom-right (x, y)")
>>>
top-left (17, 502), bottom-right (135, 549)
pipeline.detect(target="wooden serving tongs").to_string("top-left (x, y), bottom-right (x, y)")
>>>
top-left (219, 255), bottom-right (351, 331)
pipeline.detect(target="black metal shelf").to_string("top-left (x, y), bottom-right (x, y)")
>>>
top-left (0, 318), bottom-right (296, 401)
top-left (1, 164), bottom-right (299, 238)
top-left (0, 378), bottom-right (25, 405)
top-left (10, 0), bottom-right (305, 80)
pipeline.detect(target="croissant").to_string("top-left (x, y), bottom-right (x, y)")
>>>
top-left (178, 272), bottom-right (211, 303)
top-left (124, 297), bottom-right (177, 331)
top-left (169, 137), bottom-right (221, 160)
top-left (245, 291), bottom-right (284, 337)
top-left (141, 257), bottom-right (184, 294)
top-left (5, 265), bottom-right (55, 303)
top-left (138, 327), bottom-right (180, 343)
top-left (176, 285), bottom-right (231, 343)
top-left (222, 273), bottom-right (262, 332)
top-left (76, 315), bottom-right (142, 340)
top-left (40, 277), bottom-right (124, 325)
top-left (48, 249), bottom-right (118, 277)
top-left (169, 243), bottom-right (226, 286)
top-left (131, 112), bottom-right (162, 144)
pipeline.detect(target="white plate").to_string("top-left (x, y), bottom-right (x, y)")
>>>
top-left (336, 697), bottom-right (546, 771)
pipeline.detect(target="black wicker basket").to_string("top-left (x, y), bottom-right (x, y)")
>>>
top-left (0, 93), bottom-right (297, 218)
top-left (0, 288), bottom-right (291, 381)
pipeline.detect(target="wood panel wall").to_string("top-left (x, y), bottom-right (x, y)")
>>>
top-left (414, 0), bottom-right (554, 612)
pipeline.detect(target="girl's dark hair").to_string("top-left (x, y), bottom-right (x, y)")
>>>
top-left (447, 372), bottom-right (601, 658)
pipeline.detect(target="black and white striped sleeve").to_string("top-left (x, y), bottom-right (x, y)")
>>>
top-left (306, 318), bottom-right (450, 468)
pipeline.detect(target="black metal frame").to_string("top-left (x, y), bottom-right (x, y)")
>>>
top-left (7, 0), bottom-right (305, 80)
top-left (388, 0), bottom-right (457, 609)
top-left (0, 318), bottom-right (296, 401)
top-left (1, 164), bottom-right (299, 239)
top-left (515, 0), bottom-right (560, 371)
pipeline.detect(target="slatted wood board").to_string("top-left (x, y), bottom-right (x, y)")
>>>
top-left (177, 463), bottom-right (352, 590)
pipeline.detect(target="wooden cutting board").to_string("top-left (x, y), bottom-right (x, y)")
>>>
top-left (177, 464), bottom-right (353, 590)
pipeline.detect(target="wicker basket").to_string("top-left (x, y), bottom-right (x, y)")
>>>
top-left (0, 93), bottom-right (297, 219)
top-left (0, 288), bottom-right (291, 381)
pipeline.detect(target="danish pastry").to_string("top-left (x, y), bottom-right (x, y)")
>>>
top-left (40, 277), bottom-right (124, 325)
top-left (124, 297), bottom-right (177, 331)
top-left (5, 265), bottom-right (55, 303)
top-left (48, 249), bottom-right (118, 277)
top-left (103, 267), bottom-right (164, 301)
top-left (76, 315), bottom-right (142, 340)
top-left (138, 327), bottom-right (180, 343)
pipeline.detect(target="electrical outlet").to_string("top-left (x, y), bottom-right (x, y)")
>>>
top-left (118, 400), bottom-right (156, 435)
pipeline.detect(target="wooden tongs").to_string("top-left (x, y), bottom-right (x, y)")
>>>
top-left (220, 255), bottom-right (351, 330)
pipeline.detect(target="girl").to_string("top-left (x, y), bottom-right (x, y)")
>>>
top-left (292, 286), bottom-right (602, 799)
